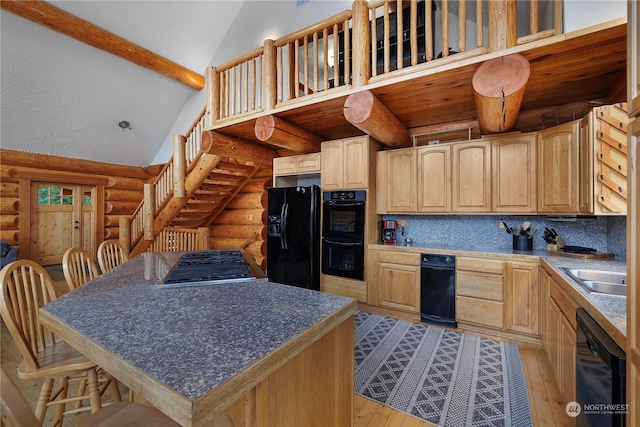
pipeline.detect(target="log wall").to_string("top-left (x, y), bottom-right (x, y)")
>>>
top-left (0, 149), bottom-right (151, 255)
top-left (209, 166), bottom-right (272, 269)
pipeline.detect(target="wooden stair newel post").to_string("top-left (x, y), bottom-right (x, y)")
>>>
top-left (143, 183), bottom-right (155, 241)
top-left (173, 135), bottom-right (186, 199)
top-left (263, 39), bottom-right (277, 111)
top-left (351, 0), bottom-right (370, 87)
top-left (198, 227), bottom-right (210, 250)
top-left (205, 66), bottom-right (219, 128)
top-left (472, 54), bottom-right (530, 134)
top-left (119, 217), bottom-right (131, 253)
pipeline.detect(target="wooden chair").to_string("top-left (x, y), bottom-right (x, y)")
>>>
top-left (62, 246), bottom-right (99, 291)
top-left (97, 239), bottom-right (129, 274)
top-left (0, 260), bottom-right (103, 426)
top-left (1, 367), bottom-right (179, 427)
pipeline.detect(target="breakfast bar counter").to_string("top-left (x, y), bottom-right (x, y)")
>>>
top-left (39, 251), bottom-right (357, 427)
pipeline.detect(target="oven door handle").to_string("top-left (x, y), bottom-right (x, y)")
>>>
top-left (325, 201), bottom-right (364, 207)
top-left (323, 239), bottom-right (363, 246)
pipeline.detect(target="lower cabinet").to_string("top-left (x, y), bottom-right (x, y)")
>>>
top-left (456, 257), bottom-right (505, 329)
top-left (456, 257), bottom-right (539, 339)
top-left (368, 249), bottom-right (420, 314)
top-left (540, 268), bottom-right (577, 404)
top-left (321, 274), bottom-right (368, 303)
top-left (505, 261), bottom-right (539, 336)
top-left (377, 251), bottom-right (421, 313)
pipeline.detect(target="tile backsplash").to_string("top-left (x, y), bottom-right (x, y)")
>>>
top-left (382, 215), bottom-right (627, 261)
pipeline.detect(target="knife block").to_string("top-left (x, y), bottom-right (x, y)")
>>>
top-left (513, 235), bottom-right (533, 251)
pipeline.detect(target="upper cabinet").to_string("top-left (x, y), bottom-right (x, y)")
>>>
top-left (417, 145), bottom-right (451, 212)
top-left (537, 121), bottom-right (580, 213)
top-left (321, 136), bottom-right (376, 190)
top-left (376, 148), bottom-right (417, 213)
top-left (272, 153), bottom-right (321, 188)
top-left (452, 140), bottom-right (492, 212)
top-left (491, 134), bottom-right (537, 213)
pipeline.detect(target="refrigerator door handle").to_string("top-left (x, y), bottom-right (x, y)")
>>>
top-left (281, 203), bottom-right (288, 250)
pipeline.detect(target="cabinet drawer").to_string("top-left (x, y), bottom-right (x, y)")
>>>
top-left (457, 271), bottom-right (503, 301)
top-left (456, 296), bottom-right (503, 329)
top-left (378, 251), bottom-right (421, 266)
top-left (321, 275), bottom-right (367, 303)
top-left (456, 258), bottom-right (504, 274)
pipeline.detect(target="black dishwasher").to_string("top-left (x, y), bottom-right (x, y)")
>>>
top-left (576, 308), bottom-right (626, 427)
top-left (420, 253), bottom-right (456, 328)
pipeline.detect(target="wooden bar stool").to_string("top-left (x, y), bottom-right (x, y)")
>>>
top-left (97, 240), bottom-right (129, 274)
top-left (1, 367), bottom-right (179, 427)
top-left (62, 247), bottom-right (100, 291)
top-left (0, 260), bottom-right (103, 426)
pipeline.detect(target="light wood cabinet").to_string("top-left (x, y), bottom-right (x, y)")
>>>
top-left (273, 153), bottom-right (320, 176)
top-left (273, 153), bottom-right (321, 187)
top-left (505, 261), bottom-right (538, 336)
top-left (540, 267), bottom-right (577, 404)
top-left (377, 148), bottom-right (417, 212)
top-left (491, 134), bottom-right (537, 212)
top-left (456, 257), bottom-right (504, 329)
top-left (578, 112), bottom-right (594, 213)
top-left (321, 136), bottom-right (372, 190)
top-left (537, 120), bottom-right (580, 213)
top-left (368, 250), bottom-right (420, 313)
top-left (417, 145), bottom-right (451, 212)
top-left (452, 140), bottom-right (491, 212)
top-left (321, 275), bottom-right (368, 303)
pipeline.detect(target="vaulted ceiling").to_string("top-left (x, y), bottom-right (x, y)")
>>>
top-left (1, 1), bottom-right (355, 167)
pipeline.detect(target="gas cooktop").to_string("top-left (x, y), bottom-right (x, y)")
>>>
top-left (160, 250), bottom-right (257, 287)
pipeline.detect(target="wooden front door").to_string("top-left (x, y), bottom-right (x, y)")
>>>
top-left (30, 183), bottom-right (96, 265)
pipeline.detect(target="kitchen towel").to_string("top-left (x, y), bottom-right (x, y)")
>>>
top-left (354, 311), bottom-right (533, 427)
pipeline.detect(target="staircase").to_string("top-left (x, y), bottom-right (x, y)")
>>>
top-left (120, 110), bottom-right (269, 259)
top-left (170, 159), bottom-right (260, 228)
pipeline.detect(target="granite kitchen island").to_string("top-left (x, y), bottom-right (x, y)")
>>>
top-left (39, 251), bottom-right (357, 427)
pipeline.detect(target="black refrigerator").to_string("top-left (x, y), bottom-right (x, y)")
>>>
top-left (267, 185), bottom-right (320, 290)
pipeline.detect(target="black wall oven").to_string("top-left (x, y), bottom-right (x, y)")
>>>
top-left (322, 190), bottom-right (365, 280)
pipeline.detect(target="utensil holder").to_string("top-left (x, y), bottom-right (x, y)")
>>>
top-left (513, 235), bottom-right (533, 251)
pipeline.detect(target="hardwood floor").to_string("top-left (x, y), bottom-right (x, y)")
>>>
top-left (2, 305), bottom-right (573, 427)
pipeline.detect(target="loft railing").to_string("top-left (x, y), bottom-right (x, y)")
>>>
top-left (273, 9), bottom-right (353, 105)
top-left (125, 108), bottom-right (207, 250)
top-left (206, 0), bottom-right (562, 125)
top-left (206, 47), bottom-right (265, 124)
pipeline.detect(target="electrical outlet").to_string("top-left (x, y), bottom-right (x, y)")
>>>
top-left (397, 218), bottom-right (406, 228)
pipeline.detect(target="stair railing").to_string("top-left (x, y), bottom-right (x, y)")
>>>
top-left (125, 108), bottom-right (207, 250)
top-left (148, 227), bottom-right (210, 252)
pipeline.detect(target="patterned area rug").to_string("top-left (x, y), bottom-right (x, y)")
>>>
top-left (354, 312), bottom-right (533, 427)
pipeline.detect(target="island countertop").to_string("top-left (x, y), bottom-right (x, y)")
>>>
top-left (40, 251), bottom-right (357, 426)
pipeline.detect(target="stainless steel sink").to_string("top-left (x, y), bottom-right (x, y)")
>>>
top-left (560, 268), bottom-right (627, 296)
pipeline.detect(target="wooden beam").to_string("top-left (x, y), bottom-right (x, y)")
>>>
top-left (343, 90), bottom-right (411, 148)
top-left (201, 131), bottom-right (277, 166)
top-left (254, 115), bottom-right (323, 153)
top-left (1, 0), bottom-right (204, 90)
top-left (472, 54), bottom-right (530, 134)
top-left (0, 149), bottom-right (153, 180)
